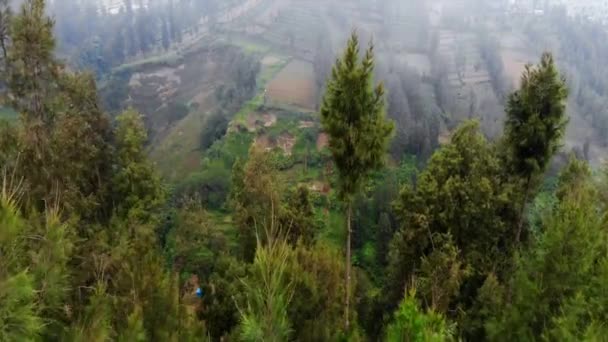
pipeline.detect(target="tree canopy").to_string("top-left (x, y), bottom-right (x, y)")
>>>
top-left (0, 1), bottom-right (607, 341)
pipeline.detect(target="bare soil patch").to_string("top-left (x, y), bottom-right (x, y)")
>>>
top-left (502, 49), bottom-right (534, 85)
top-left (316, 132), bottom-right (329, 151)
top-left (308, 181), bottom-right (330, 194)
top-left (247, 112), bottom-right (277, 132)
top-left (267, 59), bottom-right (316, 110)
top-left (255, 134), bottom-right (273, 152)
top-left (255, 131), bottom-right (296, 155)
top-left (277, 133), bottom-right (296, 156)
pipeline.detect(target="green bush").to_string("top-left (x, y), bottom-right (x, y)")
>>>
top-left (200, 111), bottom-right (229, 150)
top-left (173, 162), bottom-right (231, 210)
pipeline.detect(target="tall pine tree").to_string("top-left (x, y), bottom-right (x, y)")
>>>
top-left (503, 52), bottom-right (568, 242)
top-left (320, 31), bottom-right (394, 329)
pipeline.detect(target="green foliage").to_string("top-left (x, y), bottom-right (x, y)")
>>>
top-left (173, 160), bottom-right (232, 211)
top-left (0, 1), bottom-right (204, 341)
top-left (396, 155), bottom-right (418, 186)
top-left (376, 212), bottom-right (393, 267)
top-left (51, 72), bottom-right (114, 219)
top-left (68, 284), bottom-right (113, 342)
top-left (119, 305), bottom-right (147, 342)
top-left (320, 31), bottom-right (395, 200)
top-left (321, 30), bottom-right (394, 331)
top-left (230, 147), bottom-right (284, 261)
top-left (486, 158), bottom-right (608, 341)
top-left (282, 185), bottom-right (318, 245)
top-left (206, 130), bottom-right (255, 169)
top-left (202, 254), bottom-right (249, 340)
top-left (0, 118), bottom-right (18, 168)
top-left (28, 210), bottom-right (74, 337)
top-left (4, 1), bottom-right (114, 217)
top-left (200, 110), bottom-right (229, 150)
top-left (504, 53), bottom-right (568, 161)
top-left (318, 209), bottom-right (347, 249)
top-left (165, 199), bottom-right (229, 277)
top-left (387, 121), bottom-right (517, 311)
top-left (526, 189), bottom-right (557, 237)
top-left (238, 238), bottom-right (294, 342)
top-left (0, 197), bottom-right (43, 341)
top-left (7, 0), bottom-right (58, 117)
top-left (0, 272), bottom-right (44, 341)
top-left (3, 1), bottom-right (608, 340)
top-left (99, 69), bottom-right (131, 113)
top-left (503, 53), bottom-right (568, 241)
top-left (384, 291), bottom-right (454, 342)
top-left (289, 242), bottom-right (352, 341)
top-left (112, 108), bottom-right (165, 220)
top-left (417, 234), bottom-right (470, 313)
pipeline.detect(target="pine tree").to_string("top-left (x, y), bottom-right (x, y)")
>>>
top-left (4, 0), bottom-right (113, 215)
top-left (487, 157), bottom-right (607, 340)
top-left (67, 283), bottom-right (113, 342)
top-left (320, 31), bottom-right (394, 330)
top-left (5, 0), bottom-right (59, 209)
top-left (387, 121), bottom-right (515, 308)
top-left (7, 0), bottom-right (59, 121)
top-left (282, 185), bottom-right (317, 245)
top-left (503, 52), bottom-right (568, 242)
top-left (28, 208), bottom-right (74, 339)
top-left (239, 238), bottom-right (294, 342)
top-left (289, 242), bottom-right (352, 340)
top-left (112, 108), bottom-right (165, 221)
top-left (384, 290), bottom-right (454, 342)
top-left (52, 72), bottom-right (113, 220)
top-left (118, 305), bottom-right (146, 342)
top-left (202, 254), bottom-right (249, 339)
top-left (0, 272), bottom-right (43, 340)
top-left (417, 234), bottom-right (470, 313)
top-left (230, 147), bottom-right (284, 261)
top-left (0, 192), bottom-right (43, 341)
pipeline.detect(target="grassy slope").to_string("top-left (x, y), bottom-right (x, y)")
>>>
top-left (145, 32), bottom-right (349, 256)
top-left (154, 35), bottom-right (291, 180)
top-left (150, 104), bottom-right (212, 181)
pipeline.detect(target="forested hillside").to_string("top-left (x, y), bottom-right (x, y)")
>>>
top-left (1, 0), bottom-right (608, 341)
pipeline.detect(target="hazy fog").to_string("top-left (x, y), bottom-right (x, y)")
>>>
top-left (43, 0), bottom-right (608, 165)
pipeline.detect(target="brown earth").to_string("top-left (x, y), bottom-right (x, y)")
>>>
top-left (247, 112), bottom-right (277, 132)
top-left (316, 132), bottom-right (329, 151)
top-left (255, 132), bottom-right (296, 155)
top-left (501, 49), bottom-right (534, 86)
top-left (267, 59), bottom-right (316, 110)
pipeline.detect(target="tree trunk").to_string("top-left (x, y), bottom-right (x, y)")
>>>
top-left (345, 201), bottom-right (352, 331)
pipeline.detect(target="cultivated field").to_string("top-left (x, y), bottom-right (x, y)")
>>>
top-left (501, 49), bottom-right (534, 86)
top-left (266, 59), bottom-right (316, 110)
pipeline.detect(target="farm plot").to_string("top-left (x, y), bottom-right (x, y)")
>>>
top-left (266, 59), bottom-right (316, 110)
top-left (501, 49), bottom-right (534, 86)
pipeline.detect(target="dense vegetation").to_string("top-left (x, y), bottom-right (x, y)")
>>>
top-left (1, 0), bottom-right (608, 341)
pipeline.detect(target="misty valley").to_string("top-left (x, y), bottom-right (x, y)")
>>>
top-left (1, 0), bottom-right (608, 341)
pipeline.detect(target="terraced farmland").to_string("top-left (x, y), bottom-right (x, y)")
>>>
top-left (267, 59), bottom-right (316, 110)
